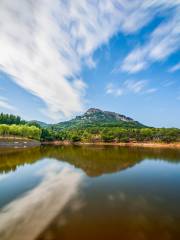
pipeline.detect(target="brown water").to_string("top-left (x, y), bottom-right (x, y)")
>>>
top-left (0, 145), bottom-right (180, 240)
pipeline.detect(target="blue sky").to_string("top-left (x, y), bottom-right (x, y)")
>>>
top-left (0, 1), bottom-right (180, 127)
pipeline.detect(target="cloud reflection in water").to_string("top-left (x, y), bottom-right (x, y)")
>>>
top-left (0, 159), bottom-right (84, 240)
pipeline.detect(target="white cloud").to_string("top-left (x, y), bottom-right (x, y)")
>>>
top-left (163, 80), bottom-right (175, 87)
top-left (0, 96), bottom-right (16, 111)
top-left (85, 56), bottom-right (97, 69)
top-left (121, 4), bottom-right (180, 73)
top-left (124, 79), bottom-right (147, 93)
top-left (106, 83), bottom-right (124, 96)
top-left (145, 88), bottom-right (158, 94)
top-left (0, 1), bottom-right (179, 120)
top-left (106, 79), bottom-right (155, 97)
top-left (169, 62), bottom-right (180, 72)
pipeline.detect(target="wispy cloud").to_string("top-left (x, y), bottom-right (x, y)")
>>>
top-left (106, 79), bottom-right (156, 97)
top-left (168, 62), bottom-right (180, 72)
top-left (163, 80), bottom-right (175, 87)
top-left (121, 5), bottom-right (180, 73)
top-left (0, 1), bottom-right (179, 120)
top-left (0, 96), bottom-right (15, 111)
top-left (106, 83), bottom-right (124, 97)
top-left (145, 88), bottom-right (158, 94)
top-left (124, 80), bottom-right (147, 93)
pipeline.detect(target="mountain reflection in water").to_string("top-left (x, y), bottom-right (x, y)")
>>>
top-left (0, 145), bottom-right (180, 240)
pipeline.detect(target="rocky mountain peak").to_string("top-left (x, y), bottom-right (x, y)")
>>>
top-left (84, 108), bottom-right (134, 122)
top-left (55, 107), bottom-right (145, 129)
top-left (85, 108), bottom-right (102, 115)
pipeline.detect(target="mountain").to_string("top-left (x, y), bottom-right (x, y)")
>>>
top-left (28, 120), bottom-right (49, 128)
top-left (53, 108), bottom-right (145, 129)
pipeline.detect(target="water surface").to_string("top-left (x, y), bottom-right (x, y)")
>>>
top-left (0, 145), bottom-right (180, 240)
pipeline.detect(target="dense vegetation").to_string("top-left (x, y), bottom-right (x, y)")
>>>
top-left (41, 127), bottom-right (180, 143)
top-left (0, 113), bottom-right (26, 125)
top-left (0, 112), bottom-right (180, 143)
top-left (0, 113), bottom-right (42, 140)
top-left (0, 124), bottom-right (41, 140)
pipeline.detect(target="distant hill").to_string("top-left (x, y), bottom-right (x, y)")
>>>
top-left (0, 109), bottom-right (146, 129)
top-left (28, 120), bottom-right (49, 128)
top-left (53, 108), bottom-right (146, 129)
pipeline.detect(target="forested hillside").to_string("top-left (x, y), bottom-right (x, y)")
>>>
top-left (53, 108), bottom-right (145, 130)
top-left (0, 111), bottom-right (180, 143)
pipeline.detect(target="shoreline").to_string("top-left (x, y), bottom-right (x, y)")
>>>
top-left (0, 137), bottom-right (40, 148)
top-left (42, 141), bottom-right (180, 149)
top-left (1, 137), bottom-right (180, 149)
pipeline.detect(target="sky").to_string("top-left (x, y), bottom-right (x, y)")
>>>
top-left (0, 0), bottom-right (180, 127)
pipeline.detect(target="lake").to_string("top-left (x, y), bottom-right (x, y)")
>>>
top-left (0, 145), bottom-right (180, 240)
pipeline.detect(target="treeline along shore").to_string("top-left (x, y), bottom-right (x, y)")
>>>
top-left (0, 112), bottom-right (180, 149)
